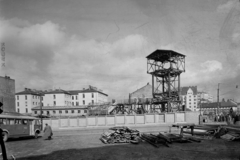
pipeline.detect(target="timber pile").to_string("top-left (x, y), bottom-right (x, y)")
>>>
top-left (100, 126), bottom-right (140, 144)
top-left (217, 125), bottom-right (240, 141)
top-left (139, 133), bottom-right (201, 148)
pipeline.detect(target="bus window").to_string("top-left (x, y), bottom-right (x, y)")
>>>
top-left (9, 119), bottom-right (15, 125)
top-left (0, 119), bottom-right (3, 124)
top-left (2, 119), bottom-right (6, 125)
top-left (15, 119), bottom-right (22, 124)
top-left (22, 120), bottom-right (28, 125)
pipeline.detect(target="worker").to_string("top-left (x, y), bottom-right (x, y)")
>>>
top-left (43, 123), bottom-right (53, 140)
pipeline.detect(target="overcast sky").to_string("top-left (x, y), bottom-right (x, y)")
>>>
top-left (0, 0), bottom-right (240, 101)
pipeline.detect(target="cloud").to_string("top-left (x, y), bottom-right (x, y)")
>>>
top-left (200, 60), bottom-right (222, 72)
top-left (217, 0), bottom-right (236, 13)
top-left (0, 17), bottom-right (152, 99)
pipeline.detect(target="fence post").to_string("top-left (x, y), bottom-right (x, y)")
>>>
top-left (86, 116), bottom-right (88, 127)
top-left (144, 114), bottom-right (146, 124)
top-left (96, 116), bottom-right (98, 126)
top-left (114, 115), bottom-right (117, 126)
top-left (124, 114), bottom-right (126, 125)
top-left (134, 114), bottom-right (136, 125)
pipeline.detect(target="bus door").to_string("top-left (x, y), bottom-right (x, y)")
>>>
top-left (34, 119), bottom-right (41, 131)
top-left (14, 119), bottom-right (29, 136)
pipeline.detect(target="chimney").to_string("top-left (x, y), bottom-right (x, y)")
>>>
top-left (25, 88), bottom-right (28, 91)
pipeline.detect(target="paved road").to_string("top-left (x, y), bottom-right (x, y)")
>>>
top-left (2, 125), bottom-right (240, 160)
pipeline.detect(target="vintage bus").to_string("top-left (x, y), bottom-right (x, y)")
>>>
top-left (0, 114), bottom-right (42, 142)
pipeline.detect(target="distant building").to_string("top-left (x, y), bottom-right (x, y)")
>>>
top-left (43, 89), bottom-right (71, 106)
top-left (129, 83), bottom-right (152, 100)
top-left (15, 88), bottom-right (42, 114)
top-left (0, 76), bottom-right (15, 112)
top-left (15, 85), bottom-right (108, 117)
top-left (201, 99), bottom-right (237, 115)
top-left (197, 91), bottom-right (213, 103)
top-left (181, 86), bottom-right (198, 111)
top-left (69, 85), bottom-right (108, 106)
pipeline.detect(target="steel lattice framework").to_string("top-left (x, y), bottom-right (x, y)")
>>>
top-left (146, 50), bottom-right (186, 112)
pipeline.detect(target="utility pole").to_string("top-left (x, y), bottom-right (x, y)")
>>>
top-left (217, 83), bottom-right (220, 115)
top-left (40, 94), bottom-right (43, 130)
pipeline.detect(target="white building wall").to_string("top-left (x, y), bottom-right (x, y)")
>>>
top-left (43, 93), bottom-right (71, 106)
top-left (15, 94), bottom-right (41, 114)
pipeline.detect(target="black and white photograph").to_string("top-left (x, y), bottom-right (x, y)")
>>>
top-left (0, 0), bottom-right (240, 159)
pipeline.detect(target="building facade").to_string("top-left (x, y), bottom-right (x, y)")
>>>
top-left (69, 86), bottom-right (108, 106)
top-left (43, 89), bottom-right (72, 106)
top-left (32, 106), bottom-right (88, 117)
top-left (181, 86), bottom-right (198, 111)
top-left (201, 99), bottom-right (238, 115)
top-left (15, 88), bottom-right (42, 114)
top-left (15, 85), bottom-right (108, 116)
top-left (0, 76), bottom-right (15, 112)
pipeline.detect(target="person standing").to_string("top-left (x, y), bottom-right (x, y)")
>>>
top-left (43, 123), bottom-right (53, 140)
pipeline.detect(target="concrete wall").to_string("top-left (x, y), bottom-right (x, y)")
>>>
top-left (0, 76), bottom-right (15, 112)
top-left (43, 112), bottom-right (200, 130)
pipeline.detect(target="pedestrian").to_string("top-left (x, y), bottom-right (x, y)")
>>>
top-left (43, 123), bottom-right (53, 140)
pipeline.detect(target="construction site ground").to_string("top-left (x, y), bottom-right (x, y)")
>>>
top-left (4, 125), bottom-right (240, 160)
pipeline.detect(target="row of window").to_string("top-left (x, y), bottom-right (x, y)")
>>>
top-left (16, 95), bottom-right (41, 101)
top-left (17, 108), bottom-right (28, 113)
top-left (17, 102), bottom-right (41, 107)
top-left (34, 109), bottom-right (87, 115)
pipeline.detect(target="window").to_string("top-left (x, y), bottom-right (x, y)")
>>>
top-left (65, 110), bottom-right (68, 114)
top-left (71, 110), bottom-right (74, 113)
top-left (53, 95), bottom-right (56, 99)
top-left (83, 100), bottom-right (85, 105)
top-left (76, 102), bottom-right (79, 106)
top-left (17, 96), bottom-right (19, 100)
top-left (25, 101), bottom-right (27, 106)
top-left (189, 103), bottom-right (191, 105)
top-left (33, 95), bottom-right (34, 99)
top-left (33, 102), bottom-right (34, 105)
top-left (17, 102), bottom-right (19, 106)
top-left (92, 93), bottom-right (94, 98)
top-left (53, 110), bottom-right (56, 114)
top-left (25, 95), bottom-right (27, 100)
top-left (59, 110), bottom-right (62, 114)
top-left (72, 102), bottom-right (74, 106)
top-left (34, 111), bottom-right (37, 114)
top-left (47, 111), bottom-right (50, 115)
top-left (84, 110), bottom-right (87, 113)
top-left (72, 96), bottom-right (74, 100)
top-left (78, 110), bottom-right (81, 113)
top-left (92, 100), bottom-right (94, 104)
top-left (54, 101), bottom-right (56, 106)
top-left (26, 108), bottom-right (28, 113)
top-left (83, 94), bottom-right (85, 98)
top-left (76, 95), bottom-right (78, 100)
top-left (17, 108), bottom-right (20, 113)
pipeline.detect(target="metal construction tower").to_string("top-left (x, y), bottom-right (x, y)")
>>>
top-left (146, 50), bottom-right (186, 112)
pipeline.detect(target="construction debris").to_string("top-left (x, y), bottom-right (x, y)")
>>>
top-left (100, 126), bottom-right (140, 144)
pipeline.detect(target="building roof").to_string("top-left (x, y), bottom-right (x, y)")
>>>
top-left (146, 49), bottom-right (185, 62)
top-left (68, 88), bottom-right (108, 96)
top-left (130, 83), bottom-right (152, 98)
top-left (32, 106), bottom-right (88, 110)
top-left (181, 86), bottom-right (197, 95)
top-left (44, 89), bottom-right (71, 95)
top-left (201, 100), bottom-right (237, 109)
top-left (15, 89), bottom-right (44, 96)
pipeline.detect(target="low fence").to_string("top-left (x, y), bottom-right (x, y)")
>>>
top-left (43, 112), bottom-right (200, 130)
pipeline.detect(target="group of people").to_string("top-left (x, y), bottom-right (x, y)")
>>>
top-left (214, 107), bottom-right (240, 124)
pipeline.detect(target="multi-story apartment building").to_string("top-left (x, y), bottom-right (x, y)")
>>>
top-left (43, 89), bottom-right (71, 106)
top-left (69, 86), bottom-right (108, 106)
top-left (181, 86), bottom-right (198, 111)
top-left (15, 88), bottom-right (42, 114)
top-left (16, 86), bottom-right (108, 117)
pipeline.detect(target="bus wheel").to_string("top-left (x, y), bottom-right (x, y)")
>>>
top-left (2, 132), bottom-right (8, 142)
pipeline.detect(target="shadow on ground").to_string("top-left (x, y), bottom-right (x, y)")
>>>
top-left (7, 136), bottom-right (42, 142)
top-left (16, 140), bottom-right (240, 160)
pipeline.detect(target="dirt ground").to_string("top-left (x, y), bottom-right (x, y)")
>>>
top-left (3, 127), bottom-right (240, 160)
